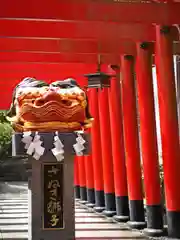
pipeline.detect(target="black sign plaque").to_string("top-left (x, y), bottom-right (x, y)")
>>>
top-left (43, 163), bottom-right (64, 230)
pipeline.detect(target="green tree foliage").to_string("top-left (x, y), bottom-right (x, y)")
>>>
top-left (0, 110), bottom-right (9, 123)
top-left (0, 111), bottom-right (12, 159)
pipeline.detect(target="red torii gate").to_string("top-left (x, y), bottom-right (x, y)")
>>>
top-left (1, 0), bottom-right (180, 238)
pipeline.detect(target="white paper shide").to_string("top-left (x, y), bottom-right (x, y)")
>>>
top-left (21, 131), bottom-right (45, 160)
top-left (51, 132), bottom-right (65, 162)
top-left (73, 133), bottom-right (86, 156)
top-left (21, 131), bottom-right (86, 160)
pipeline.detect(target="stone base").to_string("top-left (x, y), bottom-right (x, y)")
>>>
top-left (94, 206), bottom-right (105, 213)
top-left (103, 210), bottom-right (116, 217)
top-left (113, 215), bottom-right (129, 222)
top-left (86, 203), bottom-right (96, 208)
top-left (143, 227), bottom-right (165, 237)
top-left (127, 221), bottom-right (147, 230)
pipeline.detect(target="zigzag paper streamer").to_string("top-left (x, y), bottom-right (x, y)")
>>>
top-left (51, 132), bottom-right (64, 162)
top-left (73, 132), bottom-right (86, 156)
top-left (22, 132), bottom-right (45, 160)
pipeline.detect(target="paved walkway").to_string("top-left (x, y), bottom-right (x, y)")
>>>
top-left (0, 182), bottom-right (146, 239)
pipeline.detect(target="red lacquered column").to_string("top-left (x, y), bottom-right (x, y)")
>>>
top-left (98, 88), bottom-right (116, 217)
top-left (136, 42), bottom-right (163, 236)
top-left (84, 151), bottom-right (95, 207)
top-left (74, 156), bottom-right (80, 199)
top-left (155, 26), bottom-right (180, 238)
top-left (89, 89), bottom-right (105, 212)
top-left (78, 156), bottom-right (87, 203)
top-left (120, 55), bottom-right (145, 228)
top-left (84, 91), bottom-right (95, 207)
top-left (108, 66), bottom-right (129, 222)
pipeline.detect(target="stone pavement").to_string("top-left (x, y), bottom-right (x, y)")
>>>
top-left (0, 182), bottom-right (147, 240)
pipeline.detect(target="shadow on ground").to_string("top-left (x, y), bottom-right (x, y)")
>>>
top-left (0, 182), bottom-right (27, 195)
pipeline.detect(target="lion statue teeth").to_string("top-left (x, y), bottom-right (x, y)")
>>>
top-left (7, 77), bottom-right (93, 132)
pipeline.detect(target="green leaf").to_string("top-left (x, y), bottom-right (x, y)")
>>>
top-left (0, 122), bottom-right (12, 158)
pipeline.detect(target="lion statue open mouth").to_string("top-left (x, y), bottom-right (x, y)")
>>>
top-left (7, 77), bottom-right (93, 132)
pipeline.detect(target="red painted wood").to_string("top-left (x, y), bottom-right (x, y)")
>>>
top-left (0, 74), bottom-right (87, 83)
top-left (120, 55), bottom-right (143, 201)
top-left (1, 38), bottom-right (180, 55)
top-left (1, 1), bottom-right (180, 24)
top-left (78, 156), bottom-right (87, 188)
top-left (0, 38), bottom-right (136, 54)
top-left (155, 26), bottom-right (180, 211)
top-left (84, 94), bottom-right (94, 191)
top-left (85, 154), bottom-right (94, 189)
top-left (0, 63), bottom-right (96, 72)
top-left (0, 94), bottom-right (12, 110)
top-left (108, 67), bottom-right (128, 197)
top-left (89, 89), bottom-right (104, 192)
top-left (0, 67), bottom-right (94, 76)
top-left (98, 88), bottom-right (115, 194)
top-left (74, 156), bottom-right (80, 187)
top-left (136, 43), bottom-right (161, 205)
top-left (0, 19), bottom-right (157, 41)
top-left (0, 52), bottom-right (121, 64)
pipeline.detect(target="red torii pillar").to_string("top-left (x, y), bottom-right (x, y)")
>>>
top-left (77, 156), bottom-right (87, 203)
top-left (89, 89), bottom-right (105, 212)
top-left (136, 42), bottom-right (163, 236)
top-left (84, 132), bottom-right (95, 207)
top-left (84, 91), bottom-right (95, 207)
top-left (108, 65), bottom-right (129, 221)
top-left (74, 156), bottom-right (80, 199)
top-left (98, 88), bottom-right (116, 217)
top-left (120, 55), bottom-right (145, 228)
top-left (155, 25), bottom-right (180, 238)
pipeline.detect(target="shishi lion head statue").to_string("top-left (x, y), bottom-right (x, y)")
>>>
top-left (7, 77), bottom-right (93, 132)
